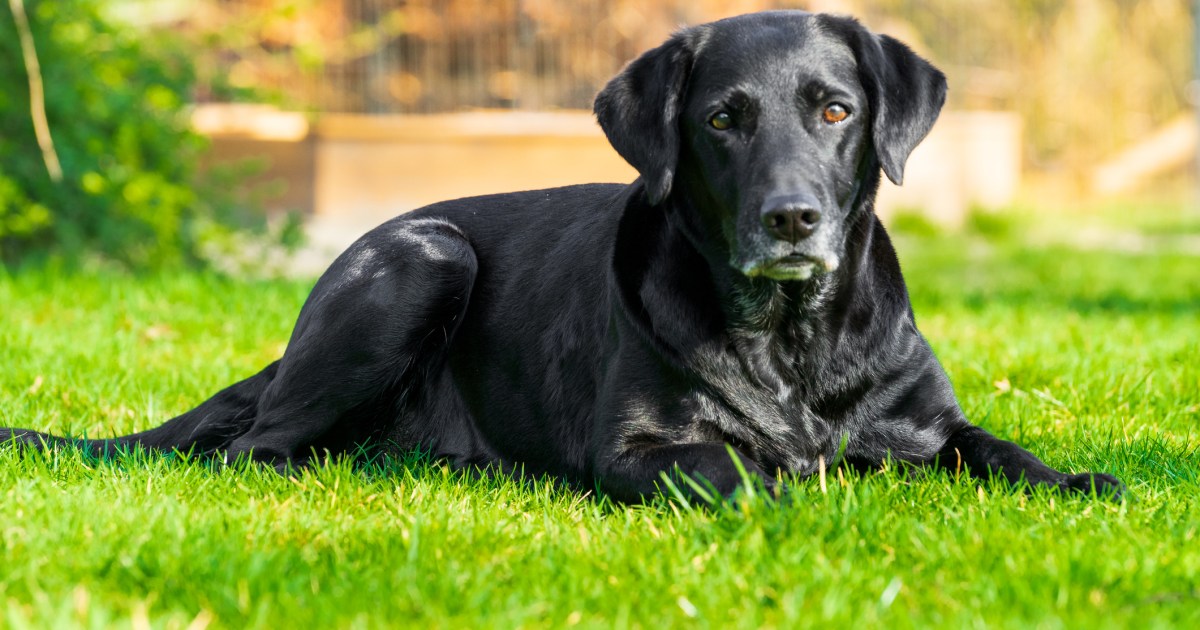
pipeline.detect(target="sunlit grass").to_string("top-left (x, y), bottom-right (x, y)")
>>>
top-left (1, 215), bottom-right (1198, 627)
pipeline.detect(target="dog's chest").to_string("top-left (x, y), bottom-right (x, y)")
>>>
top-left (682, 350), bottom-right (841, 475)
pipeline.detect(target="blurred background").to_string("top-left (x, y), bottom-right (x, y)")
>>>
top-left (1, 0), bottom-right (1197, 273)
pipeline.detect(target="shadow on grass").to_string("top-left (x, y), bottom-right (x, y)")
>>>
top-left (937, 292), bottom-right (1200, 317)
top-left (4, 429), bottom-right (1192, 515)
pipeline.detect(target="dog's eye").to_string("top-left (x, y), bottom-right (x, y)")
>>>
top-left (822, 103), bottom-right (850, 124)
top-left (709, 111), bottom-right (733, 130)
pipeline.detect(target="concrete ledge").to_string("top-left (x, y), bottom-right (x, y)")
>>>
top-left (316, 111), bottom-right (614, 141)
top-left (876, 110), bottom-right (1021, 225)
top-left (192, 104), bottom-right (310, 141)
top-left (313, 115), bottom-right (637, 218)
top-left (196, 107), bottom-right (1021, 226)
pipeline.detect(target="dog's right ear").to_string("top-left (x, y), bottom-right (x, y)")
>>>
top-left (594, 29), bottom-right (703, 205)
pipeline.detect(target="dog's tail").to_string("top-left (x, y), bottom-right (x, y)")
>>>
top-left (0, 361), bottom-right (279, 458)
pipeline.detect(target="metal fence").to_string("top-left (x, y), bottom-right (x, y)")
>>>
top-left (173, 0), bottom-right (1190, 174)
top-left (187, 0), bottom-right (724, 114)
top-left (293, 0), bottom-right (617, 113)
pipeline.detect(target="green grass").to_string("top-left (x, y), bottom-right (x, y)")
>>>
top-left (2, 215), bottom-right (1199, 628)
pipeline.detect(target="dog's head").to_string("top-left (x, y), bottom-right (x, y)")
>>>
top-left (595, 12), bottom-right (946, 281)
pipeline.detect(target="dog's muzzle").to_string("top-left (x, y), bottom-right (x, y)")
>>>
top-left (741, 193), bottom-right (839, 281)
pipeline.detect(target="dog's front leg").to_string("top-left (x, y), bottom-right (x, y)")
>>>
top-left (596, 442), bottom-right (774, 504)
top-left (934, 425), bottom-right (1124, 497)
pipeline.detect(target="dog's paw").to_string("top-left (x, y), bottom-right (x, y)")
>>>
top-left (1061, 472), bottom-right (1125, 499)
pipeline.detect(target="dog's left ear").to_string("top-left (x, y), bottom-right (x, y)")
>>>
top-left (594, 29), bottom-right (704, 205)
top-left (825, 16), bottom-right (948, 185)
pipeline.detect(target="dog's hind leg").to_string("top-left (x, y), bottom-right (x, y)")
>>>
top-left (224, 217), bottom-right (477, 468)
top-left (0, 361), bottom-right (279, 456)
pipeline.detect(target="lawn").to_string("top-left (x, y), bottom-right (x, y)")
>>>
top-left (1, 210), bottom-right (1198, 628)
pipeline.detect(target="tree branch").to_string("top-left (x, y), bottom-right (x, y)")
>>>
top-left (9, 0), bottom-right (63, 183)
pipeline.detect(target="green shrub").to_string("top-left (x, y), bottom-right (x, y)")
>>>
top-left (964, 206), bottom-right (1019, 241)
top-left (0, 0), bottom-right (271, 270)
top-left (887, 208), bottom-right (944, 238)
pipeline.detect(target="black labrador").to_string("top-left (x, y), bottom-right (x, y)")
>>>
top-left (1, 11), bottom-right (1123, 502)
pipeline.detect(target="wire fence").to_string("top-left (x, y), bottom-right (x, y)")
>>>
top-left (187, 0), bottom-right (699, 114)
top-left (166, 0), bottom-right (1191, 173)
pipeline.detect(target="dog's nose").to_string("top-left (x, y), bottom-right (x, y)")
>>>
top-left (760, 194), bottom-right (822, 243)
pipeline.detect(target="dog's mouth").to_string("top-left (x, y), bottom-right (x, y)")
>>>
top-left (741, 253), bottom-right (839, 282)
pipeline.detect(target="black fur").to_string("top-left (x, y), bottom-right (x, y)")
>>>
top-left (1, 12), bottom-right (1122, 502)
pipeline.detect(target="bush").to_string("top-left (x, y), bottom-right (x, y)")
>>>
top-left (0, 0), bottom-right (272, 269)
top-left (887, 209), bottom-right (944, 238)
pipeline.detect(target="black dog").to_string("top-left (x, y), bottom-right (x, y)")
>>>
top-left (2, 12), bottom-right (1122, 502)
